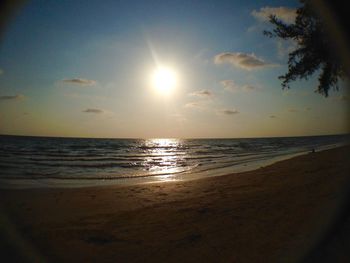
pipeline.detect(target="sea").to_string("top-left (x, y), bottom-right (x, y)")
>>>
top-left (0, 134), bottom-right (348, 188)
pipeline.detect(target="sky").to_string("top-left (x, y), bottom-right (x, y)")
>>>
top-left (0, 0), bottom-right (348, 138)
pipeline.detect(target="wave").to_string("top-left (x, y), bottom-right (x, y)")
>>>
top-left (0, 134), bottom-right (348, 183)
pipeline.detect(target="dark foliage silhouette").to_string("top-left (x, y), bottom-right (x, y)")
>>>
top-left (264, 0), bottom-right (344, 97)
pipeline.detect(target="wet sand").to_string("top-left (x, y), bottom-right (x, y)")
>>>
top-left (1, 146), bottom-right (350, 262)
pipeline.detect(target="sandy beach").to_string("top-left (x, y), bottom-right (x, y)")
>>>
top-left (1, 146), bottom-right (350, 262)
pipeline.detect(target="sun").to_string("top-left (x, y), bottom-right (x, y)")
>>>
top-left (152, 67), bottom-right (177, 95)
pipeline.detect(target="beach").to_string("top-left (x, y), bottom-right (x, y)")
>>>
top-left (1, 146), bottom-right (350, 262)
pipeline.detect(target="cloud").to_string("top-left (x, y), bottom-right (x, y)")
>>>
top-left (220, 80), bottom-right (239, 92)
top-left (214, 52), bottom-right (276, 70)
top-left (269, 115), bottom-right (277, 118)
top-left (62, 78), bottom-right (97, 86)
top-left (0, 69), bottom-right (3, 75)
top-left (242, 85), bottom-right (259, 92)
top-left (82, 108), bottom-right (104, 114)
top-left (185, 98), bottom-right (215, 111)
top-left (219, 109), bottom-right (239, 115)
top-left (184, 102), bottom-right (201, 109)
top-left (251, 6), bottom-right (297, 24)
top-left (288, 108), bottom-right (298, 113)
top-left (189, 89), bottom-right (213, 97)
top-left (0, 94), bottom-right (25, 101)
top-left (220, 80), bottom-right (259, 92)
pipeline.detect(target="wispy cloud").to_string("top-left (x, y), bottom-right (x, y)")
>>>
top-left (251, 6), bottom-right (297, 24)
top-left (184, 102), bottom-right (202, 109)
top-left (62, 78), bottom-right (97, 86)
top-left (189, 89), bottom-right (213, 98)
top-left (82, 108), bottom-right (104, 114)
top-left (0, 69), bottom-right (3, 75)
top-left (214, 52), bottom-right (276, 70)
top-left (220, 80), bottom-right (259, 92)
top-left (220, 80), bottom-right (239, 92)
top-left (0, 94), bottom-right (25, 101)
top-left (219, 109), bottom-right (239, 115)
top-left (242, 85), bottom-right (259, 92)
top-left (269, 115), bottom-right (277, 118)
top-left (288, 108), bottom-right (298, 113)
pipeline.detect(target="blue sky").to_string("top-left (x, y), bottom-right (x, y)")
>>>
top-left (0, 0), bottom-right (348, 138)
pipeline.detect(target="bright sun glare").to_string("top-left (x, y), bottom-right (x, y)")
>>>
top-left (152, 67), bottom-right (177, 95)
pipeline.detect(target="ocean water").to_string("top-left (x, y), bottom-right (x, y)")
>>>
top-left (0, 134), bottom-right (348, 188)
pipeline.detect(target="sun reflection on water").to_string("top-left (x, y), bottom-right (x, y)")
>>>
top-left (141, 138), bottom-right (187, 181)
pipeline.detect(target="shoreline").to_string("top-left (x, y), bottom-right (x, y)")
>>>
top-left (0, 143), bottom-right (346, 189)
top-left (1, 145), bottom-right (350, 262)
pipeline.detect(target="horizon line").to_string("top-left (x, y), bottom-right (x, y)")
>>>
top-left (0, 132), bottom-right (349, 140)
